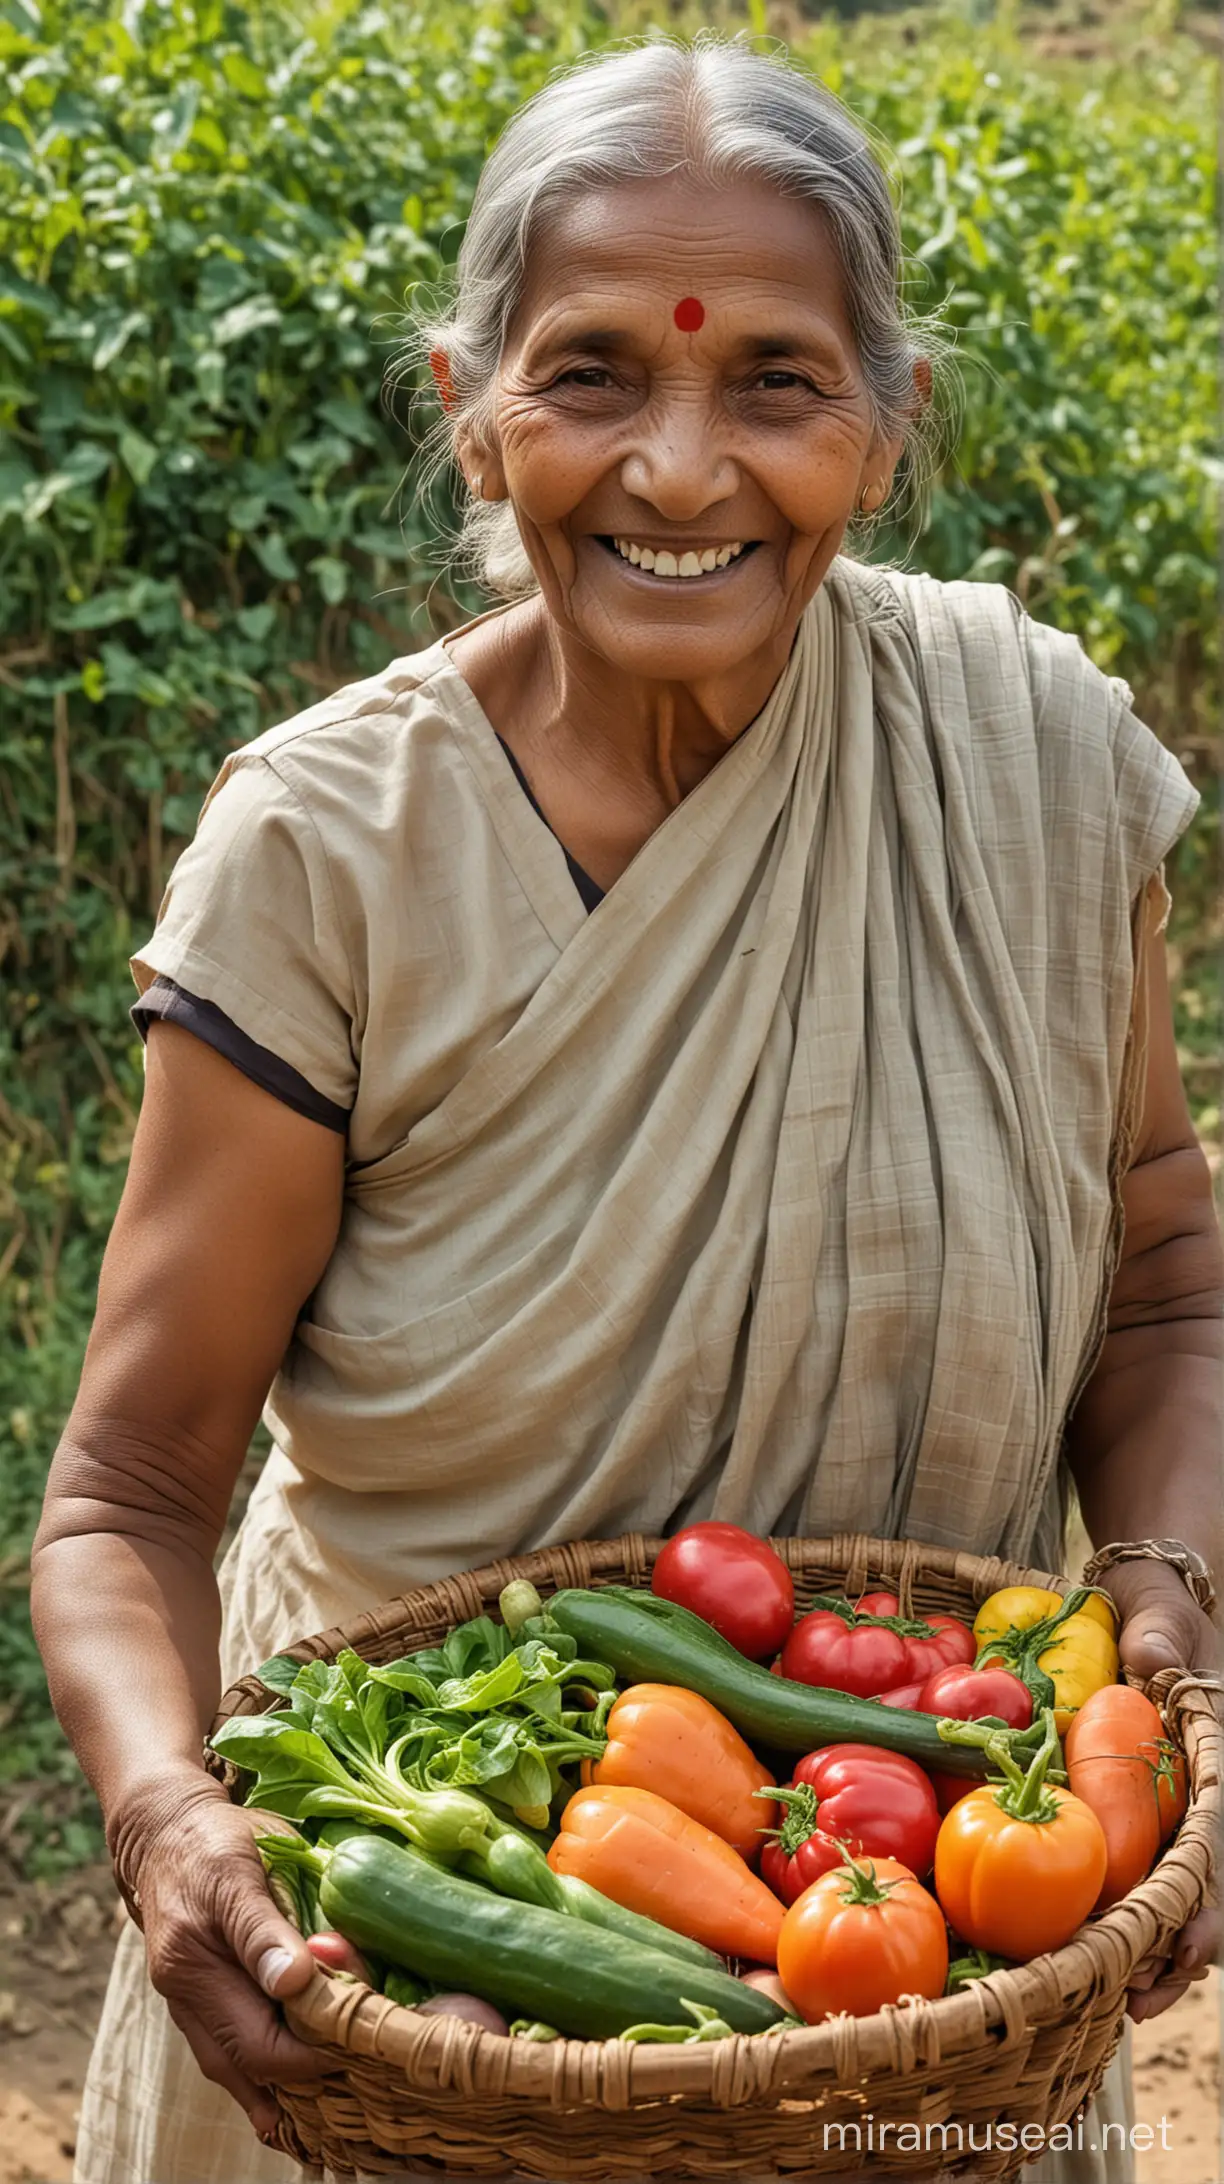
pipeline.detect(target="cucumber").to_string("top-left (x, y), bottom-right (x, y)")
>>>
top-left (552, 1873), bottom-right (723, 1971)
top-left (547, 1587), bottom-right (1037, 1777)
top-left (475, 1833), bottom-right (722, 1972)
top-left (319, 1835), bottom-right (785, 2041)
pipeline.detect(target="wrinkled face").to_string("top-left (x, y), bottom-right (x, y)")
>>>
top-left (470, 174), bottom-right (905, 684)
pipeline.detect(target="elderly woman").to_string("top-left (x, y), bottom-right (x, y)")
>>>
top-left (33, 32), bottom-right (1220, 2184)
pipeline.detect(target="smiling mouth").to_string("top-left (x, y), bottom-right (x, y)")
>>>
top-left (599, 536), bottom-right (758, 580)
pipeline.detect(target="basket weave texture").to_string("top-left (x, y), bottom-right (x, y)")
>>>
top-left (211, 1533), bottom-right (1221, 2181)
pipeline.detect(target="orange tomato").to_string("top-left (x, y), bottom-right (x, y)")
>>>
top-left (776, 1855), bottom-right (948, 2023)
top-left (934, 1782), bottom-right (1107, 1959)
top-left (586, 1685), bottom-right (776, 1857)
top-left (1064, 1684), bottom-right (1187, 1910)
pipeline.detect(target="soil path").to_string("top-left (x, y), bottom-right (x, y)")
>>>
top-left (1, 1864), bottom-right (1218, 2184)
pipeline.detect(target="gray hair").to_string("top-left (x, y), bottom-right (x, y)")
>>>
top-left (403, 34), bottom-right (950, 598)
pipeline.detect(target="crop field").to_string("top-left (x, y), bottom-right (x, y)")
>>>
top-left (0, 0), bottom-right (1217, 1877)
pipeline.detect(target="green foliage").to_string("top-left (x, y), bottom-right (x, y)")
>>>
top-left (0, 0), bottom-right (1216, 1871)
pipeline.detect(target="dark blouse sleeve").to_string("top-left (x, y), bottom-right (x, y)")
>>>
top-left (132, 976), bottom-right (349, 1135)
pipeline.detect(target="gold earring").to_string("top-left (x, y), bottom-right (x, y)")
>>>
top-left (471, 473), bottom-right (484, 501)
top-left (859, 480), bottom-right (885, 515)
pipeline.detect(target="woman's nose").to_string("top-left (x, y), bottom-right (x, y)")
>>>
top-left (619, 406), bottom-right (738, 520)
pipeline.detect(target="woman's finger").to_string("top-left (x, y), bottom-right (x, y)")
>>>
top-left (1172, 1904), bottom-right (1221, 1977)
top-left (1111, 1564), bottom-right (1219, 1680)
top-left (214, 1828), bottom-right (318, 2002)
top-left (163, 1996), bottom-right (282, 2135)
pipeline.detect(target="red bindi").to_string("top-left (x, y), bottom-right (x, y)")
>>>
top-left (673, 296), bottom-right (705, 333)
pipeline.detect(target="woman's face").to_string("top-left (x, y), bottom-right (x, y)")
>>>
top-left (472, 173), bottom-right (907, 686)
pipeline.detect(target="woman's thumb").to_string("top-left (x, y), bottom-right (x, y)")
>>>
top-left (226, 1851), bottom-right (317, 1998)
top-left (1116, 1572), bottom-right (1200, 1680)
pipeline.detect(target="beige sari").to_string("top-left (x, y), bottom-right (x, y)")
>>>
top-left (75, 559), bottom-right (1196, 2184)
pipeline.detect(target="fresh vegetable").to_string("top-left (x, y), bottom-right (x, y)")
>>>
top-left (918, 1662), bottom-right (1033, 1730)
top-left (740, 1970), bottom-right (795, 2012)
top-left (917, 1661), bottom-right (1035, 1815)
top-left (852, 1594), bottom-right (976, 1683)
top-left (267, 1832), bottom-right (787, 2040)
top-left (548, 1784), bottom-right (786, 1964)
top-left (758, 1793), bottom-right (846, 1905)
top-left (780, 1606), bottom-right (911, 1700)
top-left (1064, 1684), bottom-right (1187, 1909)
top-left (651, 1522), bottom-right (794, 1661)
top-left (418, 1993), bottom-right (511, 2036)
top-left (223, 1699), bottom-right (719, 1969)
top-left (546, 1588), bottom-right (1038, 1777)
top-left (945, 1947), bottom-right (1012, 1992)
top-left (934, 1712), bottom-right (1108, 1959)
top-left (306, 1931), bottom-right (373, 1982)
top-left (875, 1680), bottom-right (927, 1710)
top-left (384, 1967), bottom-right (428, 2007)
top-left (777, 1852), bottom-right (949, 2023)
top-left (791, 1745), bottom-right (940, 1877)
top-left (897, 1613), bottom-right (977, 1685)
top-left (586, 1684), bottom-right (776, 1857)
top-left (972, 1587), bottom-right (1119, 1730)
top-left (621, 2000), bottom-right (738, 2044)
top-left (259, 1619), bottom-right (616, 1829)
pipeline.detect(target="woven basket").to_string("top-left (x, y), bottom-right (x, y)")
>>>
top-left (211, 1533), bottom-right (1220, 2181)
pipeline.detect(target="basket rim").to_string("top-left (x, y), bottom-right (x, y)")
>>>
top-left (212, 1530), bottom-right (1221, 2106)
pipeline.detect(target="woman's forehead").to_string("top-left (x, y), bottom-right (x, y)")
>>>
top-left (513, 177), bottom-right (851, 346)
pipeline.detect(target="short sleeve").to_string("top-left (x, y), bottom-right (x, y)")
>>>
top-left (1022, 612), bottom-right (1200, 906)
top-left (1106, 693), bottom-right (1200, 907)
top-left (131, 756), bottom-right (358, 1111)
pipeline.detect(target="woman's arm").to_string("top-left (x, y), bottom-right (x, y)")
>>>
top-left (31, 1020), bottom-right (345, 2132)
top-left (1065, 903), bottom-right (1222, 2017)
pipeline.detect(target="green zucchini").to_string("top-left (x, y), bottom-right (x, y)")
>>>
top-left (547, 1587), bottom-right (1041, 1778)
top-left (319, 1834), bottom-right (784, 2041)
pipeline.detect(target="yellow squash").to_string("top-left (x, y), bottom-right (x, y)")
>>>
top-left (973, 1586), bottom-right (1118, 1731)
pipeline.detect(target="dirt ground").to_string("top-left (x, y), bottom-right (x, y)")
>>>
top-left (1, 1861), bottom-right (1218, 2184)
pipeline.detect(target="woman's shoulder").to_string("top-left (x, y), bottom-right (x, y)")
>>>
top-left (219, 638), bottom-right (464, 798)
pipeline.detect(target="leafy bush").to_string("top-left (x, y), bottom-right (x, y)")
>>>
top-left (0, 0), bottom-right (1215, 1870)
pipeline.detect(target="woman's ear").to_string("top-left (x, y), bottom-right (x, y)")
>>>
top-left (455, 429), bottom-right (507, 504)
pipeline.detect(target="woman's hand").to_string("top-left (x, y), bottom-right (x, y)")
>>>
top-left (111, 1762), bottom-right (331, 2137)
top-left (1109, 1561), bottom-right (1221, 2023)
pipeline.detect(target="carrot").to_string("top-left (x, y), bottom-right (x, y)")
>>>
top-left (548, 1784), bottom-right (785, 1964)
top-left (1064, 1685), bottom-right (1188, 1910)
top-left (583, 1685), bottom-right (776, 1858)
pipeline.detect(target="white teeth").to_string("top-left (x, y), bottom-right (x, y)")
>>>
top-left (612, 538), bottom-right (746, 577)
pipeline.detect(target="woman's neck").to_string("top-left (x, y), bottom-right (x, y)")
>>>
top-left (450, 593), bottom-right (793, 817)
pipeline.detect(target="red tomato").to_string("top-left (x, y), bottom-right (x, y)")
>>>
top-left (917, 1661), bottom-right (1033, 1731)
top-left (791, 1744), bottom-right (940, 1877)
top-left (778, 1854), bottom-right (948, 2023)
top-left (307, 1931), bottom-right (373, 1982)
top-left (898, 1612), bottom-right (977, 1685)
top-left (760, 1818), bottom-right (847, 1906)
top-left (875, 1679), bottom-right (926, 1709)
top-left (780, 1611), bottom-right (909, 1699)
top-left (917, 1661), bottom-right (1034, 1815)
top-left (652, 1522), bottom-right (794, 1661)
top-left (855, 1590), bottom-right (901, 1617)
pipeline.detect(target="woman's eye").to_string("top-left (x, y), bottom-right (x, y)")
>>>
top-left (556, 366), bottom-right (615, 389)
top-left (754, 370), bottom-right (815, 392)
